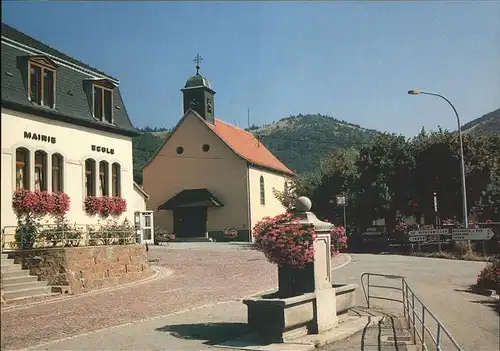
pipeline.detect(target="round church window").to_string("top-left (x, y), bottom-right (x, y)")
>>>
top-left (202, 144), bottom-right (210, 152)
top-left (176, 146), bottom-right (184, 155)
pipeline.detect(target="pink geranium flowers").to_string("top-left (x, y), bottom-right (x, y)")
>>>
top-left (253, 212), bottom-right (348, 268)
top-left (84, 196), bottom-right (127, 217)
top-left (12, 189), bottom-right (71, 217)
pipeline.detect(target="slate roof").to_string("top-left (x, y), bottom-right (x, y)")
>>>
top-left (1, 22), bottom-right (140, 137)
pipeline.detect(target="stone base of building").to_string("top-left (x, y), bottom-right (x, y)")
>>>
top-left (8, 244), bottom-right (150, 294)
top-left (242, 283), bottom-right (358, 343)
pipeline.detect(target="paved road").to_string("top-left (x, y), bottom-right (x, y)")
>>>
top-left (324, 254), bottom-right (498, 351)
top-left (1, 245), bottom-right (497, 351)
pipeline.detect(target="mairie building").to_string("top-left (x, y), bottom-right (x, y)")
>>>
top-left (1, 23), bottom-right (151, 245)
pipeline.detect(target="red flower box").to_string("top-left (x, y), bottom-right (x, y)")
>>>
top-left (12, 189), bottom-right (70, 217)
top-left (84, 196), bottom-right (127, 217)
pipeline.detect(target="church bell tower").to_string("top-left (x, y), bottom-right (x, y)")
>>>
top-left (181, 53), bottom-right (215, 124)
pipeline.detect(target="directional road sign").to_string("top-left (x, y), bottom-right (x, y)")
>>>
top-left (408, 229), bottom-right (449, 237)
top-left (363, 231), bottom-right (383, 236)
top-left (409, 235), bottom-right (427, 243)
top-left (451, 228), bottom-right (495, 241)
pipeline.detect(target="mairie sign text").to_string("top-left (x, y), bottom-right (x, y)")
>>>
top-left (24, 131), bottom-right (56, 144)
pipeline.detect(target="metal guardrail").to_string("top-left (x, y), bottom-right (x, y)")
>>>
top-left (361, 272), bottom-right (463, 351)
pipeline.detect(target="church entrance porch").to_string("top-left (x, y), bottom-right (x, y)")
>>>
top-left (157, 188), bottom-right (224, 240)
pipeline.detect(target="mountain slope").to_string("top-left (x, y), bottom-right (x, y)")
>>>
top-left (463, 108), bottom-right (500, 136)
top-left (252, 114), bottom-right (381, 173)
top-left (131, 114), bottom-right (380, 183)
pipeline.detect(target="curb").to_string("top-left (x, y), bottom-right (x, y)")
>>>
top-left (1, 265), bottom-right (172, 312)
top-left (332, 254), bottom-right (352, 272)
top-left (469, 286), bottom-right (499, 299)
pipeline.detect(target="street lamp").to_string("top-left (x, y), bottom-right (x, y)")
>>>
top-left (408, 89), bottom-right (468, 229)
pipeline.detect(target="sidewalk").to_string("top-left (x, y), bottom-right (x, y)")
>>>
top-left (26, 302), bottom-right (409, 351)
top-left (27, 301), bottom-right (251, 351)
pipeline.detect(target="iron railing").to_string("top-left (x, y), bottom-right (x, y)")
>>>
top-left (1, 224), bottom-right (137, 252)
top-left (361, 272), bottom-right (463, 351)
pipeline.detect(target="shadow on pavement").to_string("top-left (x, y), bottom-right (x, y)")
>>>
top-left (470, 299), bottom-right (500, 316)
top-left (155, 322), bottom-right (251, 345)
top-left (322, 307), bottom-right (413, 351)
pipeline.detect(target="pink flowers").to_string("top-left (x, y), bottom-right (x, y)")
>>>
top-left (224, 228), bottom-right (238, 238)
top-left (84, 196), bottom-right (127, 217)
top-left (12, 189), bottom-right (71, 217)
top-left (168, 233), bottom-right (176, 240)
top-left (330, 225), bottom-right (348, 256)
top-left (253, 213), bottom-right (317, 268)
top-left (253, 212), bottom-right (349, 267)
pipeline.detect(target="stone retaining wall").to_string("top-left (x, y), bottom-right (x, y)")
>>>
top-left (10, 244), bottom-right (150, 294)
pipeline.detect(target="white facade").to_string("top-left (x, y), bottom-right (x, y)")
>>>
top-left (1, 108), bottom-right (140, 234)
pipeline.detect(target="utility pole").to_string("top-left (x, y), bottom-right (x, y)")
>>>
top-left (247, 108), bottom-right (250, 129)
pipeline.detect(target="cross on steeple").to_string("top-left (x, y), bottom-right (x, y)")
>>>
top-left (193, 53), bottom-right (203, 74)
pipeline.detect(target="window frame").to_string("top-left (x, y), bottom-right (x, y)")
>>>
top-left (85, 158), bottom-right (96, 197)
top-left (28, 60), bottom-right (56, 108)
top-left (111, 162), bottom-right (121, 197)
top-left (15, 147), bottom-right (30, 190)
top-left (259, 175), bottom-right (265, 205)
top-left (99, 160), bottom-right (109, 196)
top-left (92, 84), bottom-right (113, 123)
top-left (51, 153), bottom-right (64, 192)
top-left (34, 150), bottom-right (48, 191)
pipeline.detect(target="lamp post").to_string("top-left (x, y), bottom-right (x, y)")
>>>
top-left (408, 89), bottom-right (468, 229)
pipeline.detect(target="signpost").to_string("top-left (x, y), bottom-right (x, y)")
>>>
top-left (451, 228), bottom-right (495, 241)
top-left (408, 229), bottom-right (449, 251)
top-left (336, 195), bottom-right (347, 234)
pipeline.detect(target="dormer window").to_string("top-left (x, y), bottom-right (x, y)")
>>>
top-left (93, 84), bottom-right (113, 123)
top-left (28, 56), bottom-right (57, 108)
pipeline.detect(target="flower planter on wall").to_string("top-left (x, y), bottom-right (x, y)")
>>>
top-left (278, 263), bottom-right (314, 298)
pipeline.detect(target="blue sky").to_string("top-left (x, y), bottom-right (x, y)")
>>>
top-left (2, 1), bottom-right (499, 136)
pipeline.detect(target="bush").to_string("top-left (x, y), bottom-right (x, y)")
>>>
top-left (476, 258), bottom-right (500, 290)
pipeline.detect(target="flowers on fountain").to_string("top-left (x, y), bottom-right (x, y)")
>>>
top-left (253, 212), bottom-right (349, 267)
top-left (253, 212), bottom-right (317, 268)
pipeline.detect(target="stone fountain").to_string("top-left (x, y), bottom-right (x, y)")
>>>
top-left (242, 196), bottom-right (359, 343)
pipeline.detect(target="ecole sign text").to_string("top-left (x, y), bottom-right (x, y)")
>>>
top-left (24, 131), bottom-right (56, 144)
top-left (91, 145), bottom-right (114, 155)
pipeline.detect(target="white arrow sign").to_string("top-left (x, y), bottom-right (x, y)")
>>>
top-left (363, 232), bottom-right (383, 236)
top-left (451, 228), bottom-right (495, 241)
top-left (408, 229), bottom-right (449, 236)
top-left (409, 235), bottom-right (427, 243)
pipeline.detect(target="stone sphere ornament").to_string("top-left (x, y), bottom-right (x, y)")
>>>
top-left (295, 196), bottom-right (312, 212)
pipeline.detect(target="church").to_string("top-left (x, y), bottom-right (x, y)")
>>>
top-left (142, 57), bottom-right (294, 242)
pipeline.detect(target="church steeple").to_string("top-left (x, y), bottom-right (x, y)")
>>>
top-left (181, 53), bottom-right (215, 124)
